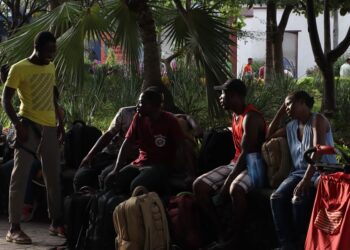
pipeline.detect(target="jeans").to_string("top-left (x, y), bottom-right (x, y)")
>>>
top-left (73, 153), bottom-right (115, 191)
top-left (0, 159), bottom-right (41, 205)
top-left (270, 175), bottom-right (316, 248)
top-left (9, 124), bottom-right (62, 224)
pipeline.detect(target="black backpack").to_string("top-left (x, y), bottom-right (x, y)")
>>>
top-left (64, 187), bottom-right (97, 250)
top-left (64, 120), bottom-right (102, 170)
top-left (198, 127), bottom-right (235, 174)
top-left (85, 190), bottom-right (128, 250)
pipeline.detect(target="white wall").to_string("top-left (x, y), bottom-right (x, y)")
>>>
top-left (237, 8), bottom-right (350, 77)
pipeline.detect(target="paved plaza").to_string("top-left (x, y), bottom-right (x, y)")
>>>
top-left (0, 216), bottom-right (66, 250)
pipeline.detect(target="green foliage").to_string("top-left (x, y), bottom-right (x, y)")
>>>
top-left (245, 76), bottom-right (302, 121)
top-left (332, 77), bottom-right (350, 145)
top-left (334, 53), bottom-right (350, 77)
top-left (59, 63), bottom-right (109, 125)
top-left (169, 63), bottom-right (208, 125)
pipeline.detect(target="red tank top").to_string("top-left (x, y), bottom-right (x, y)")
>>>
top-left (231, 104), bottom-right (263, 163)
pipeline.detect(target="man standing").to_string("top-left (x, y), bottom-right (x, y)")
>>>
top-left (193, 79), bottom-right (266, 249)
top-left (340, 57), bottom-right (350, 77)
top-left (242, 58), bottom-right (254, 79)
top-left (2, 31), bottom-right (64, 244)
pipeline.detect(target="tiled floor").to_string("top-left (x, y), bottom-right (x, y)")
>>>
top-left (0, 216), bottom-right (66, 250)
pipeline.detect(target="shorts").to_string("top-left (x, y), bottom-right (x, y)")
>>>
top-left (199, 164), bottom-right (253, 193)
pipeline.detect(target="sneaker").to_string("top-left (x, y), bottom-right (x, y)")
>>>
top-left (49, 225), bottom-right (66, 238)
top-left (6, 230), bottom-right (32, 244)
top-left (21, 203), bottom-right (36, 222)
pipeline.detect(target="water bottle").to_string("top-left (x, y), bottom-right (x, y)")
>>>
top-left (246, 153), bottom-right (265, 189)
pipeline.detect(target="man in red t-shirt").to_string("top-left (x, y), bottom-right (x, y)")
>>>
top-left (242, 58), bottom-right (254, 79)
top-left (193, 79), bottom-right (266, 248)
top-left (104, 88), bottom-right (194, 193)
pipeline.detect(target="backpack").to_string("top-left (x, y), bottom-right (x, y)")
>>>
top-left (198, 127), bottom-right (235, 174)
top-left (64, 120), bottom-right (102, 169)
top-left (167, 192), bottom-right (203, 250)
top-left (85, 189), bottom-right (128, 250)
top-left (63, 186), bottom-right (96, 250)
top-left (261, 137), bottom-right (292, 189)
top-left (113, 186), bottom-right (170, 250)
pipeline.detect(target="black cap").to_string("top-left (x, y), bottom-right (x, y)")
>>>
top-left (214, 79), bottom-right (247, 97)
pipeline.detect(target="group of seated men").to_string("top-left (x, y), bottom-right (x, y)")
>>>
top-left (73, 78), bottom-right (337, 250)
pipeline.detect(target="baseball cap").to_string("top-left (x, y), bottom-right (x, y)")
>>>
top-left (214, 79), bottom-right (247, 97)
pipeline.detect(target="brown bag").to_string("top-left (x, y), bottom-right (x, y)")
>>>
top-left (262, 137), bottom-right (292, 189)
top-left (113, 186), bottom-right (170, 250)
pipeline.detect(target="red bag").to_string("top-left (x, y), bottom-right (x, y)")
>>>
top-left (305, 173), bottom-right (350, 250)
top-left (167, 192), bottom-right (203, 249)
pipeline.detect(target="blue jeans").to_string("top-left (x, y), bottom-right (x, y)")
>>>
top-left (270, 175), bottom-right (316, 248)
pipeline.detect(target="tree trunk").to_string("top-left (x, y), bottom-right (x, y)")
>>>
top-left (306, 0), bottom-right (350, 113)
top-left (333, 10), bottom-right (339, 48)
top-left (265, 0), bottom-right (275, 84)
top-left (273, 32), bottom-right (284, 76)
top-left (324, 0), bottom-right (331, 54)
top-left (134, 0), bottom-right (162, 88)
top-left (274, 5), bottom-right (293, 76)
top-left (322, 62), bottom-right (335, 115)
top-left (127, 0), bottom-right (179, 113)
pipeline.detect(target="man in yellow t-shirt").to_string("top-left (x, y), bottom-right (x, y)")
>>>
top-left (2, 31), bottom-right (65, 244)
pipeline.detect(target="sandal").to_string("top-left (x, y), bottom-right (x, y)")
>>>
top-left (5, 230), bottom-right (32, 244)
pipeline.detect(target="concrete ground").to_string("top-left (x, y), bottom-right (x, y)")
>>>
top-left (0, 216), bottom-right (66, 250)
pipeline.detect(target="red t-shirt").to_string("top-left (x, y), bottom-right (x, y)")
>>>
top-left (125, 111), bottom-right (184, 167)
top-left (243, 64), bottom-right (253, 74)
top-left (231, 104), bottom-right (263, 163)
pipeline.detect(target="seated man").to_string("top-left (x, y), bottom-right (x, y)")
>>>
top-left (104, 88), bottom-right (194, 194)
top-left (193, 79), bottom-right (266, 248)
top-left (73, 106), bottom-right (137, 191)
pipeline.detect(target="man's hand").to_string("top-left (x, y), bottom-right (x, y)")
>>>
top-left (294, 178), bottom-right (311, 197)
top-left (57, 123), bottom-right (65, 144)
top-left (14, 122), bottom-right (29, 143)
top-left (104, 170), bottom-right (118, 189)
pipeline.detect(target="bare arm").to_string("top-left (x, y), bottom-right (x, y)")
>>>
top-left (266, 103), bottom-right (287, 140)
top-left (221, 112), bottom-right (264, 191)
top-left (110, 137), bottom-right (135, 173)
top-left (302, 114), bottom-right (328, 181)
top-left (80, 109), bottom-right (124, 167)
top-left (2, 87), bottom-right (20, 125)
top-left (294, 114), bottom-right (329, 196)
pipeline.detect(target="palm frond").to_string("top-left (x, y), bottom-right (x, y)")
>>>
top-left (0, 1), bottom-right (114, 89)
top-left (0, 2), bottom-right (82, 64)
top-left (105, 0), bottom-right (142, 69)
top-left (163, 4), bottom-right (235, 117)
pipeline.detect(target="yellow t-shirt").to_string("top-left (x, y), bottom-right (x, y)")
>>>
top-left (5, 59), bottom-right (56, 126)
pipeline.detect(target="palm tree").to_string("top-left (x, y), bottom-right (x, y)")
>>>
top-left (0, 0), bottom-right (234, 116)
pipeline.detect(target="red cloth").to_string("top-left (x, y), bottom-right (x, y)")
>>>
top-left (126, 111), bottom-right (184, 167)
top-left (243, 64), bottom-right (253, 74)
top-left (305, 173), bottom-right (350, 250)
top-left (231, 104), bottom-right (262, 163)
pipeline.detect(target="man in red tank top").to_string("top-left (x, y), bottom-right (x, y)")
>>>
top-left (193, 79), bottom-right (266, 248)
